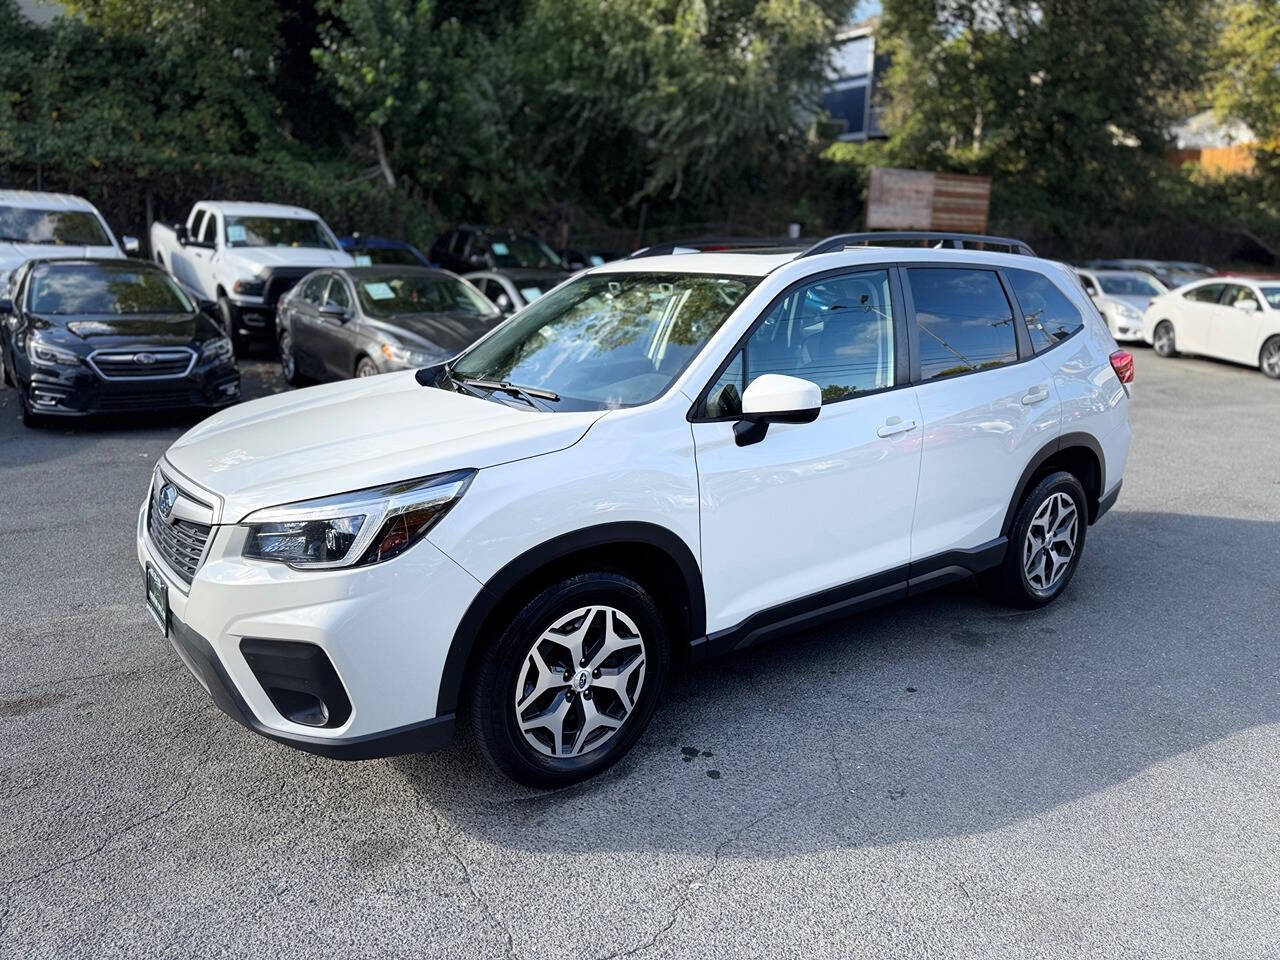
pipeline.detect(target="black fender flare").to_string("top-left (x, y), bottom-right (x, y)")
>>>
top-left (434, 521), bottom-right (705, 716)
top-left (1001, 431), bottom-right (1106, 537)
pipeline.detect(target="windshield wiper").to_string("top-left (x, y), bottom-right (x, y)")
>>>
top-left (457, 377), bottom-right (559, 409)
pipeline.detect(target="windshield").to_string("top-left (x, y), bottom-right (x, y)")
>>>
top-left (448, 271), bottom-right (757, 411)
top-left (0, 206), bottom-right (112, 246)
top-left (27, 263), bottom-right (194, 315)
top-left (1098, 273), bottom-right (1164, 297)
top-left (356, 272), bottom-right (498, 318)
top-left (1261, 287), bottom-right (1280, 309)
top-left (226, 216), bottom-right (336, 250)
top-left (487, 235), bottom-right (562, 269)
top-left (353, 246), bottom-right (423, 267)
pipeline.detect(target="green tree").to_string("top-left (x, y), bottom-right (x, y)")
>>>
top-left (1210, 0), bottom-right (1280, 142)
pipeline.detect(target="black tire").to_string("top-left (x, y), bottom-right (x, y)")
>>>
top-left (1259, 336), bottom-right (1280, 380)
top-left (1152, 320), bottom-right (1177, 358)
top-left (279, 329), bottom-right (305, 386)
top-left (0, 345), bottom-right (12, 388)
top-left (20, 388), bottom-right (48, 429)
top-left (986, 471), bottom-right (1088, 609)
top-left (217, 296), bottom-right (248, 357)
top-left (355, 356), bottom-right (379, 378)
top-left (468, 572), bottom-right (671, 788)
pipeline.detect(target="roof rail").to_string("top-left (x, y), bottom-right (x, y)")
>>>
top-left (628, 237), bottom-right (799, 259)
top-left (798, 231), bottom-right (1036, 258)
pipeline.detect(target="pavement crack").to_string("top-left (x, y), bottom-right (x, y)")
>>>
top-left (428, 807), bottom-right (517, 960)
top-left (0, 726), bottom-right (217, 943)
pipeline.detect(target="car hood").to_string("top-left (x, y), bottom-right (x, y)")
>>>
top-left (368, 311), bottom-right (504, 355)
top-left (224, 247), bottom-right (356, 271)
top-left (1, 244), bottom-right (122, 275)
top-left (164, 371), bottom-right (603, 522)
top-left (1097, 294), bottom-right (1151, 314)
top-left (61, 312), bottom-right (219, 343)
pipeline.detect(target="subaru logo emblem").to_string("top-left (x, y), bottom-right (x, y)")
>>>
top-left (134, 353), bottom-right (157, 365)
top-left (158, 482), bottom-right (178, 521)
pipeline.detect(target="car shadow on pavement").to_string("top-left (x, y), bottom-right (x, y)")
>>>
top-left (390, 508), bottom-right (1280, 858)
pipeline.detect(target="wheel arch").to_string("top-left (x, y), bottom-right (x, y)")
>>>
top-left (435, 522), bottom-right (705, 717)
top-left (1001, 432), bottom-right (1106, 537)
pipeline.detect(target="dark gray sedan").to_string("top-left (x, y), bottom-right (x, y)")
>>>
top-left (275, 266), bottom-right (504, 383)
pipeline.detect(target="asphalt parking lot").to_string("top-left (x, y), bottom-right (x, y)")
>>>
top-left (2, 350), bottom-right (1278, 959)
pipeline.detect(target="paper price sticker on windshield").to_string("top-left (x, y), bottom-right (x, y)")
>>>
top-left (491, 242), bottom-right (509, 256)
top-left (227, 224), bottom-right (247, 242)
top-left (355, 254), bottom-right (372, 266)
top-left (363, 281), bottom-right (395, 300)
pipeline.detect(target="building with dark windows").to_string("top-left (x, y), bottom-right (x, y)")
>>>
top-left (823, 21), bottom-right (889, 142)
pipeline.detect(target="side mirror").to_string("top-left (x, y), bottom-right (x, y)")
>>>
top-left (1234, 299), bottom-right (1259, 313)
top-left (495, 293), bottom-right (512, 313)
top-left (734, 374), bottom-right (822, 446)
top-left (319, 303), bottom-right (349, 321)
top-left (121, 236), bottom-right (140, 256)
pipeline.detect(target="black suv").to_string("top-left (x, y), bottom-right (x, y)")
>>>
top-left (429, 227), bottom-right (565, 274)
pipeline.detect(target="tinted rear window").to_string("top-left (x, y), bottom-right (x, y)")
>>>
top-left (907, 268), bottom-right (1018, 380)
top-left (1006, 268), bottom-right (1085, 353)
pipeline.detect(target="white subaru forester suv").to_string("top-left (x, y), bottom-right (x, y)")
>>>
top-left (137, 233), bottom-right (1132, 787)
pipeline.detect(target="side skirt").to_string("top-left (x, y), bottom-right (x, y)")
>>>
top-left (689, 537), bottom-right (1007, 663)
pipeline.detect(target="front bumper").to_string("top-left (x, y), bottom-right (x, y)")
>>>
top-left (136, 480), bottom-right (483, 759)
top-left (28, 360), bottom-right (239, 416)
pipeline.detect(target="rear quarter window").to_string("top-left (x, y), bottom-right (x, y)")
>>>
top-left (1006, 268), bottom-right (1084, 353)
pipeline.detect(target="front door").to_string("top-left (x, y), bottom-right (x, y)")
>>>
top-left (1177, 283), bottom-right (1226, 354)
top-left (1212, 283), bottom-right (1264, 365)
top-left (692, 267), bottom-right (922, 635)
top-left (317, 275), bottom-right (358, 377)
top-left (290, 273), bottom-right (333, 378)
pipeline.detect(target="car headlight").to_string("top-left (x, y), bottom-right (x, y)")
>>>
top-left (232, 278), bottom-right (265, 296)
top-left (199, 336), bottom-right (234, 363)
top-left (1112, 303), bottom-right (1140, 321)
top-left (26, 337), bottom-right (81, 367)
top-left (380, 342), bottom-right (441, 367)
top-left (240, 469), bottom-right (474, 569)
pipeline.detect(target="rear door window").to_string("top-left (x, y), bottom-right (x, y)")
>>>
top-left (1006, 268), bottom-right (1085, 353)
top-left (906, 268), bottom-right (1018, 381)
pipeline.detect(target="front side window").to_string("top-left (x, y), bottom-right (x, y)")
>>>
top-left (704, 268), bottom-right (896, 416)
top-left (1007, 268), bottom-right (1084, 353)
top-left (907, 268), bottom-right (1018, 380)
top-left (325, 277), bottom-right (351, 310)
top-left (1184, 283), bottom-right (1225, 303)
top-left (0, 206), bottom-right (111, 247)
top-left (355, 272), bottom-right (498, 318)
top-left (225, 216), bottom-right (336, 250)
top-left (1222, 284), bottom-right (1260, 309)
top-left (199, 213), bottom-right (219, 245)
top-left (299, 274), bottom-right (328, 305)
top-left (449, 271), bottom-right (756, 411)
top-left (27, 263), bottom-right (193, 315)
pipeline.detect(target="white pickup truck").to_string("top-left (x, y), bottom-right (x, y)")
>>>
top-left (150, 201), bottom-right (354, 350)
top-left (1, 190), bottom-right (138, 294)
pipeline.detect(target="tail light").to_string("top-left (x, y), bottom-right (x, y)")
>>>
top-left (1109, 349), bottom-right (1134, 384)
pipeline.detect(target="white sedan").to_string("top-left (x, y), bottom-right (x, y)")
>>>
top-left (1143, 276), bottom-right (1280, 379)
top-left (1076, 268), bottom-right (1167, 342)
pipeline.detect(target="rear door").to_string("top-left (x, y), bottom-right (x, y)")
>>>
top-left (1212, 283), bottom-right (1264, 365)
top-left (692, 266), bottom-right (923, 634)
top-left (906, 265), bottom-right (1062, 563)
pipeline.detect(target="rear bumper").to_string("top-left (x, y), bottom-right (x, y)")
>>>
top-left (167, 614), bottom-right (455, 760)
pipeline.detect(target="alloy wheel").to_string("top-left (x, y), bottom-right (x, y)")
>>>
top-left (1023, 492), bottom-right (1079, 594)
top-left (280, 335), bottom-right (296, 380)
top-left (513, 605), bottom-right (646, 759)
top-left (1154, 323), bottom-right (1175, 357)
top-left (1262, 339), bottom-right (1280, 379)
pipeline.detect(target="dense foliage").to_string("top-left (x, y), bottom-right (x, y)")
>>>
top-left (0, 0), bottom-right (1274, 260)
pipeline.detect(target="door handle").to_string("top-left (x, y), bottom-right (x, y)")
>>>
top-left (876, 418), bottom-right (918, 438)
top-left (1021, 386), bottom-right (1050, 405)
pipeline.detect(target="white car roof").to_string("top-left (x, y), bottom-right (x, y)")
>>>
top-left (199, 201), bottom-right (323, 220)
top-left (591, 246), bottom-right (1061, 279)
top-left (0, 190), bottom-right (100, 212)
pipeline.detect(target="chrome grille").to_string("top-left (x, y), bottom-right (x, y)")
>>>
top-left (147, 473), bottom-right (213, 585)
top-left (89, 348), bottom-right (195, 380)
